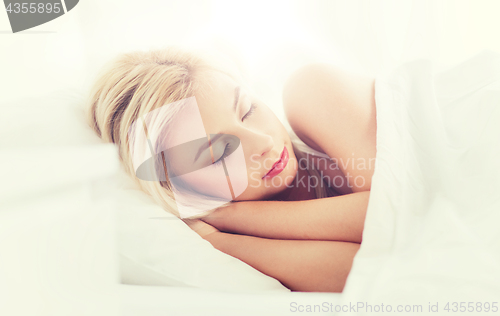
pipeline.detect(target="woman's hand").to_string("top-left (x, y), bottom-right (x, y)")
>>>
top-left (182, 218), bottom-right (220, 240)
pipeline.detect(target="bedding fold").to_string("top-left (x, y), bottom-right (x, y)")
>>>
top-left (339, 50), bottom-right (500, 314)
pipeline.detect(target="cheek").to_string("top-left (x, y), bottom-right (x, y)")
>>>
top-left (257, 106), bottom-right (287, 135)
top-left (171, 143), bottom-right (248, 200)
top-left (172, 167), bottom-right (232, 201)
top-left (221, 144), bottom-right (248, 197)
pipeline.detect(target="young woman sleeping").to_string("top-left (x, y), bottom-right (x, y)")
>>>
top-left (85, 47), bottom-right (377, 293)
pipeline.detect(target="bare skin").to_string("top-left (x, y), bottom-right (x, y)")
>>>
top-left (184, 63), bottom-right (377, 292)
top-left (283, 63), bottom-right (377, 193)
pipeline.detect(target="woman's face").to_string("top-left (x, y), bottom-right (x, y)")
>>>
top-left (164, 71), bottom-right (298, 203)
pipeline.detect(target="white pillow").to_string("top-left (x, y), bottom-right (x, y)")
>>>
top-left (114, 168), bottom-right (288, 291)
top-left (0, 89), bottom-right (289, 292)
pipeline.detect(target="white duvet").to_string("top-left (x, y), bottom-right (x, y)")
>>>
top-left (340, 50), bottom-right (500, 315)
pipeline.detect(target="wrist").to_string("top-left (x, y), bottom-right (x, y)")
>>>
top-left (202, 202), bottom-right (239, 232)
top-left (203, 231), bottom-right (224, 248)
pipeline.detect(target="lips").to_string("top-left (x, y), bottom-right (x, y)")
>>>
top-left (262, 146), bottom-right (289, 179)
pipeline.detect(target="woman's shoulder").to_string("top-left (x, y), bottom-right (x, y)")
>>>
top-left (282, 63), bottom-right (374, 139)
top-left (283, 63), bottom-right (369, 150)
top-left (282, 63), bottom-right (376, 193)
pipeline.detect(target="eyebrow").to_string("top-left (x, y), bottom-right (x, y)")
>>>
top-left (233, 86), bottom-right (241, 112)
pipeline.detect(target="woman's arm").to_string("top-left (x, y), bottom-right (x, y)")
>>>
top-left (205, 230), bottom-right (360, 292)
top-left (203, 191), bottom-right (369, 243)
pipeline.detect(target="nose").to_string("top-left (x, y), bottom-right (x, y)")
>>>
top-left (244, 129), bottom-right (274, 158)
top-left (258, 134), bottom-right (274, 157)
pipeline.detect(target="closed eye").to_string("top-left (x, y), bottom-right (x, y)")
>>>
top-left (242, 103), bottom-right (256, 121)
top-left (213, 143), bottom-right (231, 167)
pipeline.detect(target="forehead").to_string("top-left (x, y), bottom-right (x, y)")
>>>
top-left (162, 72), bottom-right (238, 148)
top-left (195, 71), bottom-right (237, 110)
top-left (193, 72), bottom-right (239, 132)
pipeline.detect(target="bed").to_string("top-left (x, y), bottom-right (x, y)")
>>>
top-left (1, 50), bottom-right (499, 316)
top-left (116, 49), bottom-right (500, 316)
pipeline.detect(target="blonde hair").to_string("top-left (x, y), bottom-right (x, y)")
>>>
top-left (85, 47), bottom-right (335, 218)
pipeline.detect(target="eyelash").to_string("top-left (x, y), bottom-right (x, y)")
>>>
top-left (242, 103), bottom-right (256, 121)
top-left (212, 102), bottom-right (256, 167)
top-left (213, 143), bottom-right (231, 167)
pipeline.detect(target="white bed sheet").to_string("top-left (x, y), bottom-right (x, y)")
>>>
top-left (118, 284), bottom-right (342, 316)
top-left (339, 50), bottom-right (500, 314)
